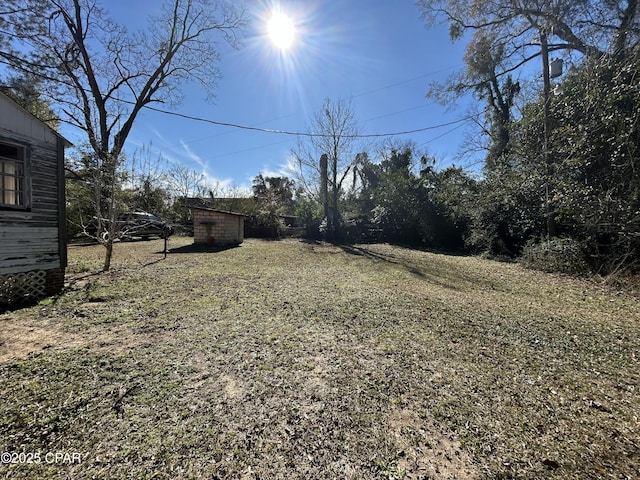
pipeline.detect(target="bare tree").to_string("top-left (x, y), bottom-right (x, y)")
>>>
top-left (128, 143), bottom-right (167, 193)
top-left (164, 162), bottom-right (208, 224)
top-left (127, 143), bottom-right (170, 215)
top-left (166, 163), bottom-right (207, 201)
top-left (292, 98), bottom-right (361, 241)
top-left (1, 0), bottom-right (245, 270)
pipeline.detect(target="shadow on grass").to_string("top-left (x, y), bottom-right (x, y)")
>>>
top-left (142, 243), bottom-right (241, 267)
top-left (0, 271), bottom-right (106, 313)
top-left (245, 236), bottom-right (287, 242)
top-left (338, 244), bottom-right (427, 279)
top-left (299, 238), bottom-right (322, 245)
top-left (64, 270), bottom-right (103, 288)
top-left (162, 243), bottom-right (242, 255)
top-left (295, 240), bottom-right (491, 292)
top-left (338, 243), bottom-right (490, 292)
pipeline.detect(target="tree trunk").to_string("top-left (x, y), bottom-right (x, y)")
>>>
top-left (101, 151), bottom-right (119, 271)
top-left (103, 241), bottom-right (113, 272)
top-left (541, 29), bottom-right (557, 239)
top-left (331, 183), bottom-right (340, 242)
top-left (330, 154), bottom-right (340, 242)
top-left (614, 0), bottom-right (638, 57)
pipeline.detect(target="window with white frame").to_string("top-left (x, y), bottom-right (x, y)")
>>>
top-left (0, 142), bottom-right (27, 208)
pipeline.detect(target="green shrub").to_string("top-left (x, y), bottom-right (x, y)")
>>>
top-left (521, 238), bottom-right (590, 275)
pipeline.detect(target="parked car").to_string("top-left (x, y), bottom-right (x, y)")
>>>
top-left (85, 211), bottom-right (173, 241)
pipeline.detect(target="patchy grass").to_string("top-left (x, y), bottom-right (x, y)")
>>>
top-left (0, 237), bottom-right (638, 479)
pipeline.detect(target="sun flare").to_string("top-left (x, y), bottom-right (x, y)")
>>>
top-left (267, 12), bottom-right (295, 50)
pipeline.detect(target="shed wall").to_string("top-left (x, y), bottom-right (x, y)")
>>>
top-left (193, 210), bottom-right (244, 245)
top-left (0, 132), bottom-right (63, 274)
top-left (0, 94), bottom-right (66, 305)
top-left (0, 94), bottom-right (59, 145)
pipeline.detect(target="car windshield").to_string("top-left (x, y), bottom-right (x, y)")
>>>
top-left (124, 213), bottom-right (162, 222)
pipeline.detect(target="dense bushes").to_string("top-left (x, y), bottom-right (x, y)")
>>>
top-left (521, 238), bottom-right (590, 275)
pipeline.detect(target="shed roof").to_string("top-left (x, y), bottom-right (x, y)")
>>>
top-left (189, 206), bottom-right (248, 217)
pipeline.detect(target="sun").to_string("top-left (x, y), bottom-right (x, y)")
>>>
top-left (267, 12), bottom-right (295, 50)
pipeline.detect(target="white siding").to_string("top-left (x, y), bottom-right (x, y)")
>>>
top-left (0, 94), bottom-right (58, 147)
top-left (0, 225), bottom-right (61, 273)
top-left (0, 93), bottom-right (65, 276)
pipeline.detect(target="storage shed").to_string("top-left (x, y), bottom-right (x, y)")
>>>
top-left (190, 207), bottom-right (246, 246)
top-left (0, 91), bottom-right (71, 307)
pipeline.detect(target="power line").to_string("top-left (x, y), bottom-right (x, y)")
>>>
top-left (140, 103), bottom-right (480, 138)
top-left (206, 138), bottom-right (294, 161)
top-left (165, 65), bottom-right (463, 148)
top-left (362, 101), bottom-right (436, 124)
top-left (417, 122), bottom-right (468, 148)
top-left (352, 65), bottom-right (460, 99)
top-left (204, 117), bottom-right (473, 162)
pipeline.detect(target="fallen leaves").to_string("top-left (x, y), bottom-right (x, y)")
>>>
top-left (0, 237), bottom-right (638, 479)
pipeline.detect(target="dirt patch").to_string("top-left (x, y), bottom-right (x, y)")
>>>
top-left (389, 408), bottom-right (480, 479)
top-left (1, 238), bottom-right (638, 479)
top-left (0, 311), bottom-right (157, 362)
top-left (223, 374), bottom-right (244, 398)
top-left (0, 319), bottom-right (64, 362)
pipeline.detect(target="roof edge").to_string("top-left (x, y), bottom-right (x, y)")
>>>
top-left (0, 90), bottom-right (73, 147)
top-left (189, 206), bottom-right (249, 217)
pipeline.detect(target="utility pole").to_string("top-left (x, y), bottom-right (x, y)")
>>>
top-left (541, 29), bottom-right (556, 240)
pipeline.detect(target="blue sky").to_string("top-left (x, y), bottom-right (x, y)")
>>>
top-left (63, 0), bottom-right (478, 192)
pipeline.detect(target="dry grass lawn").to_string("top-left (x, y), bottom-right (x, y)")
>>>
top-left (0, 237), bottom-right (638, 479)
